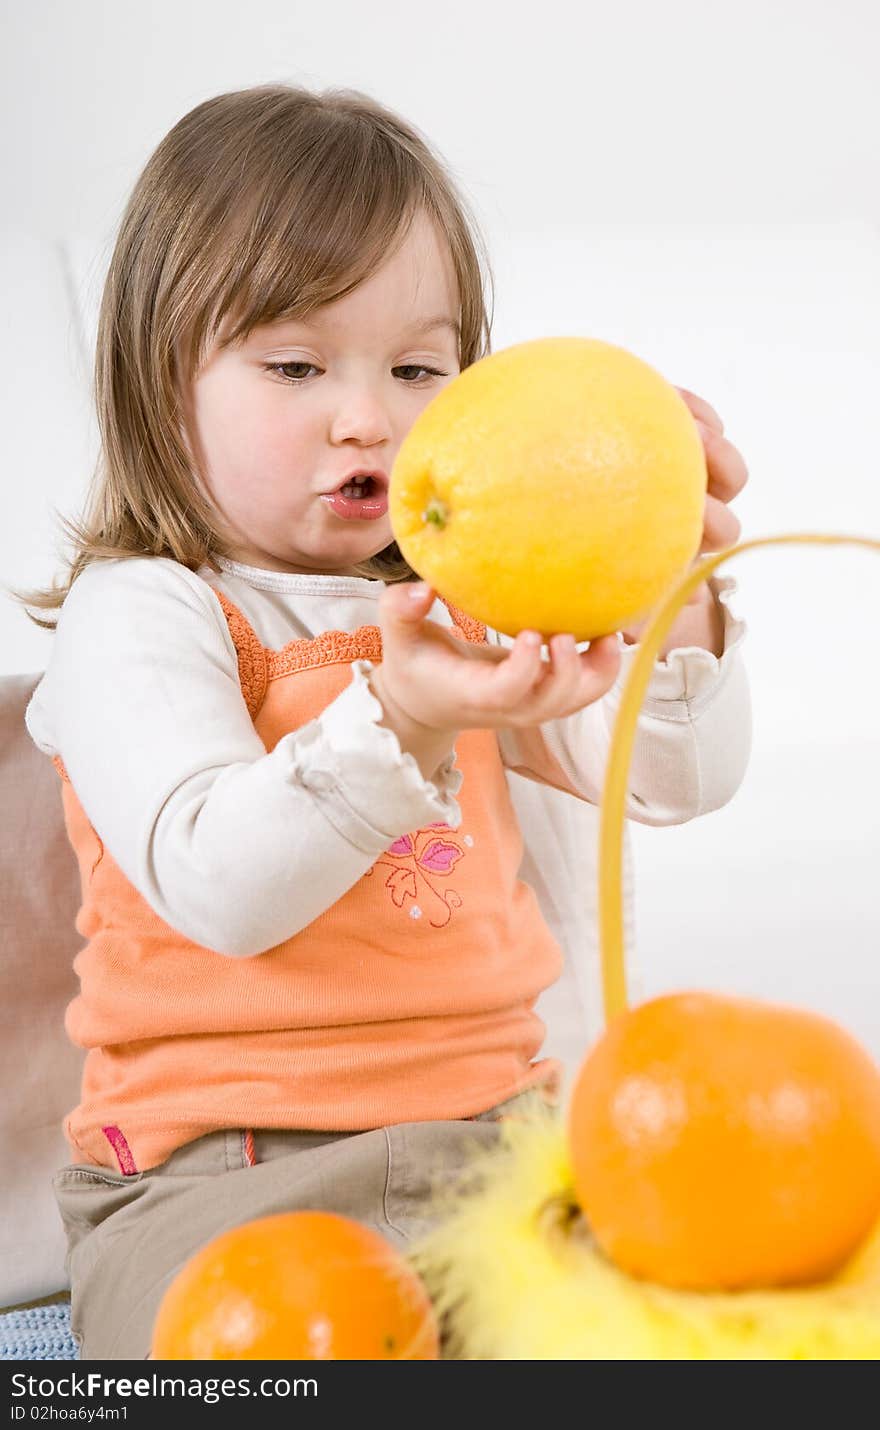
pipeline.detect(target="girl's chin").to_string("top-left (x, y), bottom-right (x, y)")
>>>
top-left (224, 525), bottom-right (394, 574)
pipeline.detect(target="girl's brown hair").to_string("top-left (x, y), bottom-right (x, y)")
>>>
top-left (11, 83), bottom-right (494, 629)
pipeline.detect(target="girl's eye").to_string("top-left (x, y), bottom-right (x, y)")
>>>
top-left (393, 366), bottom-right (447, 383)
top-left (266, 362), bottom-right (318, 382)
top-left (264, 363), bottom-right (447, 385)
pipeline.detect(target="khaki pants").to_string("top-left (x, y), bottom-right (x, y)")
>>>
top-left (53, 1089), bottom-right (546, 1360)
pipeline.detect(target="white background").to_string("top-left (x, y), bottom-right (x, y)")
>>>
top-left (2, 1), bottom-right (879, 1049)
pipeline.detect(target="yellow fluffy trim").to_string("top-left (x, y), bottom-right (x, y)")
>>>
top-left (409, 1104), bottom-right (880, 1360)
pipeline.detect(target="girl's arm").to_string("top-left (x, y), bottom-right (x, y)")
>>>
top-left (492, 575), bottom-right (752, 824)
top-left (24, 557), bottom-right (463, 959)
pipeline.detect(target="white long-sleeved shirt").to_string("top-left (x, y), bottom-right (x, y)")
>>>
top-left (24, 553), bottom-right (751, 1083)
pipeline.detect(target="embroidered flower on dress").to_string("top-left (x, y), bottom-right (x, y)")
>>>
top-left (365, 820), bottom-right (466, 928)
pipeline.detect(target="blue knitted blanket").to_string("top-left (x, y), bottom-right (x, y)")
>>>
top-left (0, 1300), bottom-right (78, 1360)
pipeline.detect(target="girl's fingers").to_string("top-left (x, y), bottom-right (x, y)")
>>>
top-left (585, 633), bottom-right (622, 665)
top-left (572, 634), bottom-right (622, 706)
top-left (477, 629), bottom-right (546, 708)
top-left (520, 632), bottom-right (620, 722)
top-left (699, 493), bottom-right (742, 553)
top-left (443, 623), bottom-right (621, 724)
top-left (547, 633), bottom-right (619, 687)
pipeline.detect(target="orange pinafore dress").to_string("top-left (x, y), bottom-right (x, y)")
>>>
top-left (51, 586), bottom-right (565, 1174)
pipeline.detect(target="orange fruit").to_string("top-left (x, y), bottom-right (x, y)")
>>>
top-left (151, 1210), bottom-right (439, 1359)
top-left (567, 992), bottom-right (880, 1292)
top-left (388, 336), bottom-right (706, 641)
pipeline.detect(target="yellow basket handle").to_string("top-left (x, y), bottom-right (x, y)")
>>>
top-left (599, 532), bottom-right (880, 1025)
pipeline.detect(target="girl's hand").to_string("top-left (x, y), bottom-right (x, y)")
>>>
top-left (676, 386), bottom-right (749, 558)
top-left (619, 386), bottom-right (750, 640)
top-left (374, 581), bottom-right (622, 736)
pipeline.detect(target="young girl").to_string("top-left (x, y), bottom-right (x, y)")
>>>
top-left (19, 83), bottom-right (751, 1360)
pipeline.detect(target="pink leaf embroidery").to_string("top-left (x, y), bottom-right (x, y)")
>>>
top-left (388, 834), bottom-right (414, 857)
top-left (418, 840), bottom-right (463, 874)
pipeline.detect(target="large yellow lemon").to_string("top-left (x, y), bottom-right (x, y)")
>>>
top-left (388, 336), bottom-right (707, 641)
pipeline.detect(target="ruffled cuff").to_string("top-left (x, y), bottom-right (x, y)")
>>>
top-left (615, 574), bottom-right (748, 713)
top-left (280, 658), bottom-right (463, 852)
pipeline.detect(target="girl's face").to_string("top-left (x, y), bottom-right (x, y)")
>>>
top-left (179, 209), bottom-right (462, 576)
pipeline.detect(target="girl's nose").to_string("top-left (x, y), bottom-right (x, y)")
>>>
top-left (329, 390), bottom-right (393, 447)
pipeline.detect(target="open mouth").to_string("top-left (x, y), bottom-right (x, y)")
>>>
top-left (320, 472), bottom-right (389, 520)
top-left (338, 476), bottom-right (379, 499)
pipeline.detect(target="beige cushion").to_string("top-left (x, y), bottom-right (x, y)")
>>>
top-left (0, 673), bottom-right (84, 1307)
